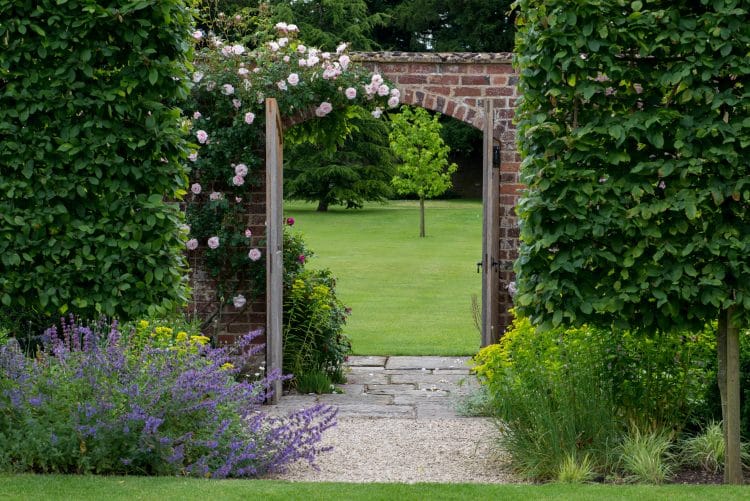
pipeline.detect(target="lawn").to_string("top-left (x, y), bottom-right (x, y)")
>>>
top-left (2, 475), bottom-right (746, 501)
top-left (285, 199), bottom-right (482, 356)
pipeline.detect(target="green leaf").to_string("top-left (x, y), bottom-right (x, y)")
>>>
top-left (148, 68), bottom-right (158, 85)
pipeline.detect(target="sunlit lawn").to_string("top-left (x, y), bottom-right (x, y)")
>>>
top-left (285, 199), bottom-right (482, 356)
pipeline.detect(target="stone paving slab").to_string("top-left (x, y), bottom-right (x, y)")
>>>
top-left (365, 383), bottom-right (417, 394)
top-left (385, 356), bottom-right (472, 371)
top-left (389, 373), bottom-right (470, 385)
top-left (317, 393), bottom-right (394, 405)
top-left (347, 355), bottom-right (388, 367)
top-left (334, 404), bottom-right (415, 418)
top-left (345, 371), bottom-right (389, 385)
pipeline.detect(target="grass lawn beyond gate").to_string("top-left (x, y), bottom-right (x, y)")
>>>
top-left (285, 200), bottom-right (482, 356)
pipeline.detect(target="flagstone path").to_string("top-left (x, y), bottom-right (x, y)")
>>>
top-left (267, 356), bottom-right (516, 484)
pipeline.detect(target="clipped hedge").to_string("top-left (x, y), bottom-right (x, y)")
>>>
top-left (514, 0), bottom-right (750, 331)
top-left (0, 0), bottom-right (194, 329)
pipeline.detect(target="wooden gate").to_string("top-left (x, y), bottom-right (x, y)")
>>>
top-left (481, 100), bottom-right (500, 346)
top-left (265, 98), bottom-right (284, 404)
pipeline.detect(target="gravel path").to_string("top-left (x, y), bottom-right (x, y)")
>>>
top-left (269, 417), bottom-right (515, 484)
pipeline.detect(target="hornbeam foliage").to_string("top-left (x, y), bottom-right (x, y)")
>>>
top-left (514, 0), bottom-right (750, 331)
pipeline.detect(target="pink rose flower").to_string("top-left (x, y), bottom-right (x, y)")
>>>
top-left (286, 217), bottom-right (295, 226)
top-left (196, 130), bottom-right (208, 144)
top-left (238, 67), bottom-right (249, 76)
top-left (193, 111), bottom-right (202, 119)
top-left (188, 152), bottom-right (198, 162)
top-left (248, 248), bottom-right (262, 261)
top-left (221, 84), bottom-right (235, 95)
top-left (235, 163), bottom-right (248, 176)
top-left (192, 71), bottom-right (204, 83)
top-left (209, 191), bottom-right (222, 201)
top-left (388, 96), bottom-right (400, 108)
top-left (345, 87), bottom-right (357, 100)
top-left (315, 101), bottom-right (332, 117)
top-left (190, 183), bottom-right (202, 194)
top-left (277, 80), bottom-right (287, 91)
top-left (192, 30), bottom-right (203, 41)
top-left (244, 112), bottom-right (255, 125)
top-left (232, 99), bottom-right (242, 109)
top-left (186, 238), bottom-right (198, 250)
top-left (244, 228), bottom-right (252, 238)
top-left (287, 73), bottom-right (299, 86)
top-left (207, 236), bottom-right (220, 249)
top-left (298, 254), bottom-right (306, 264)
top-left (377, 84), bottom-right (390, 96)
top-left (339, 54), bottom-right (350, 70)
top-left (372, 107), bottom-right (383, 119)
top-left (232, 175), bottom-right (245, 186)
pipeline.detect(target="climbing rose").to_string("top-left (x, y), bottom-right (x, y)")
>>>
top-left (287, 24), bottom-right (299, 32)
top-left (238, 67), bottom-right (249, 76)
top-left (315, 101), bottom-right (332, 117)
top-left (209, 191), bottom-right (222, 201)
top-left (233, 294), bottom-right (247, 308)
top-left (248, 248), bottom-right (262, 261)
top-left (208, 236), bottom-right (220, 249)
top-left (232, 99), bottom-right (242, 109)
top-left (372, 107), bottom-right (383, 119)
top-left (274, 22), bottom-right (288, 32)
top-left (345, 87), bottom-right (357, 100)
top-left (193, 111), bottom-right (202, 119)
top-left (277, 80), bottom-right (287, 91)
top-left (186, 239), bottom-right (199, 250)
top-left (222, 84), bottom-right (235, 95)
top-left (191, 183), bottom-right (202, 194)
top-left (235, 163), bottom-right (248, 177)
top-left (188, 152), bottom-right (198, 162)
top-left (297, 44), bottom-right (307, 54)
top-left (388, 96), bottom-right (400, 108)
top-left (377, 84), bottom-right (390, 96)
top-left (371, 74), bottom-right (383, 86)
top-left (298, 254), bottom-right (306, 264)
top-left (244, 112), bottom-right (255, 125)
top-left (269, 41), bottom-right (279, 52)
top-left (336, 43), bottom-right (347, 54)
top-left (286, 217), bottom-right (295, 226)
top-left (339, 54), bottom-right (350, 70)
top-left (245, 228), bottom-right (252, 238)
top-left (232, 175), bottom-right (245, 186)
top-left (196, 130), bottom-right (208, 144)
top-left (287, 73), bottom-right (299, 86)
top-left (192, 71), bottom-right (204, 83)
top-left (192, 30), bottom-right (203, 41)
top-left (278, 37), bottom-right (289, 47)
top-left (232, 44), bottom-right (245, 55)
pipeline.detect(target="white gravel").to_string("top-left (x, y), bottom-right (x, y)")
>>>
top-left (269, 417), bottom-right (517, 484)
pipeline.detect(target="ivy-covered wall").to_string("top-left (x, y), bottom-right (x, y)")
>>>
top-left (0, 0), bottom-right (194, 330)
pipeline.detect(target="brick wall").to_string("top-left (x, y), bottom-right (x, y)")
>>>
top-left (189, 52), bottom-right (522, 344)
top-left (354, 52), bottom-right (521, 334)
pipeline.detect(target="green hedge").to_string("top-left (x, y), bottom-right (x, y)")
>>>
top-left (0, 0), bottom-right (194, 331)
top-left (514, 0), bottom-right (750, 331)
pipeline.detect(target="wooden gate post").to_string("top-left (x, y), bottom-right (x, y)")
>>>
top-left (481, 100), bottom-right (500, 346)
top-left (265, 98), bottom-right (284, 404)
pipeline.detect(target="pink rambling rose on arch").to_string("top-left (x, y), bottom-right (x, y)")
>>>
top-left (183, 23), bottom-right (398, 331)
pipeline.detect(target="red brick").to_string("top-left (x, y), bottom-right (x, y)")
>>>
top-left (491, 75), bottom-right (509, 86)
top-left (501, 161), bottom-right (521, 172)
top-left (425, 86), bottom-right (451, 96)
top-left (500, 183), bottom-right (523, 195)
top-left (397, 74), bottom-right (428, 85)
top-left (427, 74), bottom-right (459, 85)
top-left (453, 87), bottom-right (483, 97)
top-left (408, 63), bottom-right (438, 74)
top-left (461, 75), bottom-right (490, 85)
top-left (486, 64), bottom-right (514, 74)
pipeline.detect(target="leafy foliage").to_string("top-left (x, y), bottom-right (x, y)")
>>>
top-left (183, 24), bottom-right (397, 329)
top-left (0, 319), bottom-right (336, 477)
top-left (514, 0), bottom-right (750, 332)
top-left (472, 312), bottom-right (717, 480)
top-left (0, 0), bottom-right (194, 332)
top-left (390, 106), bottom-right (457, 236)
top-left (285, 106), bottom-right (395, 211)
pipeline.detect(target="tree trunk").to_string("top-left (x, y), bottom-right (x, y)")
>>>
top-left (718, 312), bottom-right (728, 464)
top-left (724, 307), bottom-right (743, 484)
top-left (419, 196), bottom-right (425, 238)
top-left (316, 200), bottom-right (329, 212)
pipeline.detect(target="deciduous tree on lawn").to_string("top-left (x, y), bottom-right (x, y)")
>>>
top-left (389, 106), bottom-right (457, 238)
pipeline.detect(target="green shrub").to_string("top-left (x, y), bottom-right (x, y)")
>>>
top-left (681, 421), bottom-right (725, 474)
top-left (618, 428), bottom-right (675, 484)
top-left (473, 312), bottom-right (717, 480)
top-left (0, 0), bottom-right (194, 333)
top-left (473, 315), bottom-right (620, 480)
top-left (295, 370), bottom-right (335, 395)
top-left (283, 268), bottom-right (351, 384)
top-left (557, 453), bottom-right (596, 484)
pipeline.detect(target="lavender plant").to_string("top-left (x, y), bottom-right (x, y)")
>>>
top-left (0, 318), bottom-right (336, 477)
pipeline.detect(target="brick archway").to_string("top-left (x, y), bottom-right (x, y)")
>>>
top-left (353, 52), bottom-right (521, 336)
